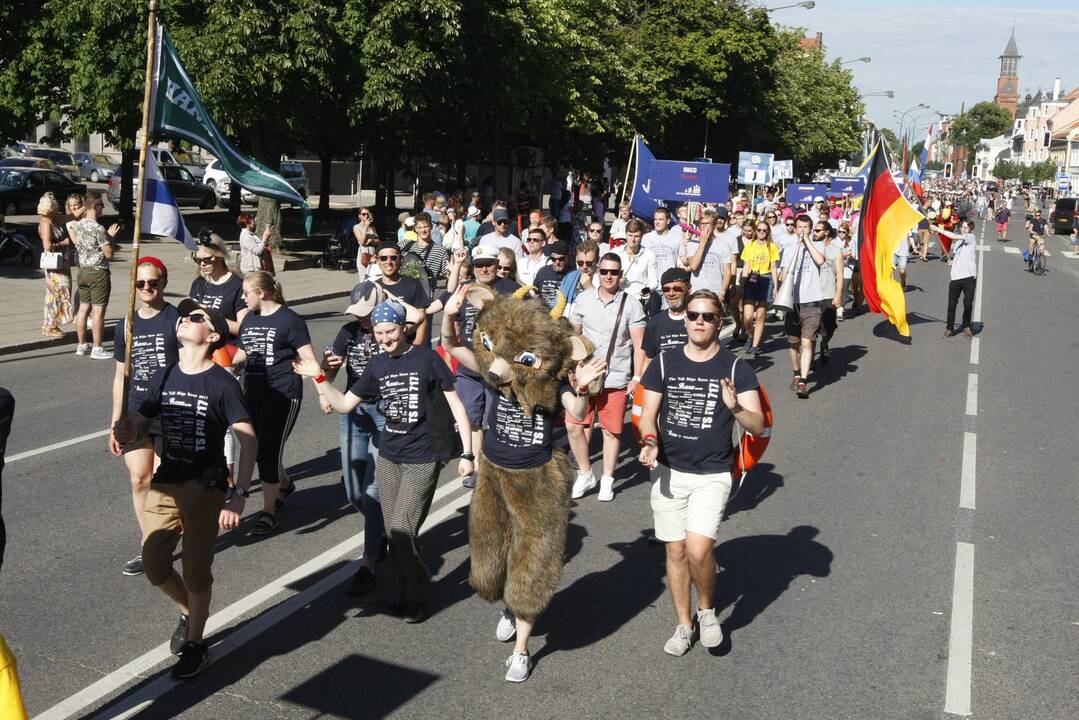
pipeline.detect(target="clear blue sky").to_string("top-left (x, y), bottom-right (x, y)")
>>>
top-left (766, 0), bottom-right (1079, 140)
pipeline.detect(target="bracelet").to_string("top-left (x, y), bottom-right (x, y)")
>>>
top-left (575, 385), bottom-right (590, 397)
top-left (631, 375), bottom-right (641, 382)
top-left (460, 452), bottom-right (475, 461)
top-left (314, 374), bottom-right (327, 384)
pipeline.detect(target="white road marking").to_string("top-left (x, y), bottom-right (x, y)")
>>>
top-left (944, 542), bottom-right (975, 716)
top-left (960, 432), bottom-right (976, 510)
top-left (969, 337), bottom-right (979, 365)
top-left (5, 429), bottom-right (110, 463)
top-left (976, 245), bottom-right (991, 251)
top-left (1062, 251), bottom-right (1078, 259)
top-left (1002, 246), bottom-right (1020, 254)
top-left (34, 479), bottom-right (471, 720)
top-left (965, 374), bottom-right (978, 417)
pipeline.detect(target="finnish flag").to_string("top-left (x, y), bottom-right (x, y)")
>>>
top-left (141, 152), bottom-right (195, 250)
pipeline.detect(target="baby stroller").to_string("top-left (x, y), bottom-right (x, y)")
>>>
top-left (0, 218), bottom-right (35, 267)
top-left (321, 223), bottom-right (358, 270)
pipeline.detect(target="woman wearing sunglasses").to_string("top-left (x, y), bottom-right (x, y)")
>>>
top-left (739, 223), bottom-right (780, 355)
top-left (496, 247), bottom-right (519, 282)
top-left (188, 231), bottom-right (247, 338)
top-left (108, 257), bottom-right (181, 577)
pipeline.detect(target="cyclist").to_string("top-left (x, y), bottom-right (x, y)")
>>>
top-left (1026, 210), bottom-right (1047, 270)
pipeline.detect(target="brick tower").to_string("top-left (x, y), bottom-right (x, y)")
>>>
top-left (994, 30), bottom-right (1020, 118)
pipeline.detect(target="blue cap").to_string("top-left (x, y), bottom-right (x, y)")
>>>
top-left (371, 300), bottom-right (407, 326)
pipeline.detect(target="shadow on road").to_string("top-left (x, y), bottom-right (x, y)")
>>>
top-left (811, 343), bottom-right (866, 393)
top-left (725, 462), bottom-right (783, 519)
top-left (711, 525), bottom-right (833, 655)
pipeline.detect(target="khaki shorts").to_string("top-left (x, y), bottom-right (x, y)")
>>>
top-left (142, 480), bottom-right (226, 593)
top-left (77, 266), bottom-right (111, 306)
top-left (651, 466), bottom-right (732, 542)
top-left (786, 302), bottom-right (822, 345)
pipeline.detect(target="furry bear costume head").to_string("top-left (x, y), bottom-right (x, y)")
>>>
top-left (468, 285), bottom-right (592, 417)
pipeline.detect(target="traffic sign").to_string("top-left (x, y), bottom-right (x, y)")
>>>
top-left (737, 151), bottom-right (774, 185)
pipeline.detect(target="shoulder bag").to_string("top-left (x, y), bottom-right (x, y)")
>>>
top-left (588, 292), bottom-right (628, 395)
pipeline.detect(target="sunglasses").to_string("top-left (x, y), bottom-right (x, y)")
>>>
top-left (756, 228), bottom-right (769, 233)
top-left (496, 219), bottom-right (509, 225)
top-left (686, 310), bottom-right (719, 324)
top-left (550, 255), bottom-right (567, 262)
top-left (135, 279), bottom-right (162, 290)
top-left (527, 236), bottom-right (544, 242)
top-left (661, 284), bottom-right (686, 293)
top-left (839, 230), bottom-right (850, 236)
top-left (597, 268), bottom-right (620, 276)
top-left (588, 228), bottom-right (603, 234)
top-left (577, 260), bottom-right (595, 268)
top-left (359, 213), bottom-right (371, 218)
top-left (497, 265), bottom-right (514, 272)
top-left (473, 261), bottom-right (496, 268)
top-left (377, 254), bottom-right (399, 262)
top-left (182, 313), bottom-right (208, 324)
top-left (192, 254), bottom-right (215, 265)
top-left (785, 223), bottom-right (795, 227)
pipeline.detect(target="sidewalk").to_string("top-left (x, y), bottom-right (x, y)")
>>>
top-left (0, 235), bottom-right (359, 356)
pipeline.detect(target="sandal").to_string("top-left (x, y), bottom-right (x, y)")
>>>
top-left (274, 481), bottom-right (295, 511)
top-left (789, 375), bottom-right (802, 392)
top-left (249, 511), bottom-right (278, 536)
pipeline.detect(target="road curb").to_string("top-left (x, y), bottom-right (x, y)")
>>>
top-left (0, 289), bottom-right (351, 358)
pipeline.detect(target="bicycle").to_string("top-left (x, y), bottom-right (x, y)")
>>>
top-left (1029, 235), bottom-right (1047, 276)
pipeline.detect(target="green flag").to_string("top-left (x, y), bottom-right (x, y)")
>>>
top-left (150, 27), bottom-right (312, 234)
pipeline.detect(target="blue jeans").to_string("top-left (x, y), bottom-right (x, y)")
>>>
top-left (339, 404), bottom-right (385, 562)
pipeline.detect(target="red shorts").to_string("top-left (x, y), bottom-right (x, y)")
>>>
top-left (996, 222), bottom-right (1007, 232)
top-left (565, 387), bottom-right (628, 435)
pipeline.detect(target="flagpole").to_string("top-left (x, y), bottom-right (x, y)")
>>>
top-left (620, 134), bottom-right (637, 206)
top-left (121, 0), bottom-right (160, 416)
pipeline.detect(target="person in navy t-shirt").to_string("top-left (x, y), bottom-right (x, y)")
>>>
top-left (108, 257), bottom-right (181, 577)
top-left (641, 267), bottom-right (691, 375)
top-left (638, 290), bottom-right (765, 658)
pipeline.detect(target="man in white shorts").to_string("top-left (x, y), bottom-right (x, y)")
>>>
top-left (637, 290), bottom-right (765, 656)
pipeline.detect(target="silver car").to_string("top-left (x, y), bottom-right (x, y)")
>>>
top-left (73, 152), bottom-right (117, 183)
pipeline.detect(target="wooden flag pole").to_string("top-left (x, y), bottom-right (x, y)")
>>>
top-left (120, 0), bottom-right (160, 416)
top-left (620, 134), bottom-right (637, 207)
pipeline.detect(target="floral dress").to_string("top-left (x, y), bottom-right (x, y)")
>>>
top-left (43, 221), bottom-right (74, 330)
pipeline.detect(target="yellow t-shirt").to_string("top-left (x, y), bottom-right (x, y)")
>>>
top-left (741, 240), bottom-right (780, 275)
top-left (0, 635), bottom-right (29, 720)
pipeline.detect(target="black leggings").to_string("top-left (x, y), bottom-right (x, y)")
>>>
top-left (247, 386), bottom-right (301, 485)
top-left (946, 277), bottom-right (976, 331)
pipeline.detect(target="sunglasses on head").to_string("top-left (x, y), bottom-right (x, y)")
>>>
top-left (597, 268), bottom-right (620, 276)
top-left (686, 310), bottom-right (719, 323)
top-left (136, 279), bottom-right (162, 290)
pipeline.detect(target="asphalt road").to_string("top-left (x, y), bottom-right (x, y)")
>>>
top-left (0, 211), bottom-right (1075, 719)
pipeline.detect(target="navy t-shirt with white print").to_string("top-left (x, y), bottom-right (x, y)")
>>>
top-left (188, 274), bottom-right (245, 322)
top-left (139, 363), bottom-right (250, 490)
top-left (533, 265), bottom-right (567, 309)
top-left (641, 346), bottom-right (759, 474)
top-left (238, 306), bottom-right (312, 394)
top-left (482, 386), bottom-right (569, 470)
top-left (113, 303), bottom-right (181, 414)
top-left (349, 346), bottom-right (456, 464)
top-left (642, 311), bottom-right (687, 359)
top-left (331, 321), bottom-right (382, 387)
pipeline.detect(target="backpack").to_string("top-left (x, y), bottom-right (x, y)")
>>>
top-left (400, 240), bottom-right (435, 297)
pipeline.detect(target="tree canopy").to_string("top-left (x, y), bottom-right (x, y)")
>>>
top-left (949, 102), bottom-right (1013, 157)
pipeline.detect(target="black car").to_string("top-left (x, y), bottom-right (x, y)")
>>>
top-left (106, 163), bottom-right (216, 209)
top-left (0, 168), bottom-right (87, 216)
top-left (1051, 197), bottom-right (1077, 235)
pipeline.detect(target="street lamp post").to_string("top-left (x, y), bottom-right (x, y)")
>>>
top-left (841, 57), bottom-right (871, 65)
top-left (860, 90), bottom-right (894, 99)
top-left (765, 1), bottom-right (815, 11)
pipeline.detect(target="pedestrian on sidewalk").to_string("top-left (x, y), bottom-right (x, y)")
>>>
top-left (36, 192), bottom-right (74, 338)
top-left (72, 191), bottom-right (119, 359)
top-left (932, 219), bottom-right (978, 338)
top-left (187, 230), bottom-right (247, 337)
top-left (296, 299), bottom-right (474, 623)
top-left (637, 290), bottom-right (764, 656)
top-left (236, 213), bottom-right (269, 274)
top-left (108, 257), bottom-right (180, 577)
top-left (234, 272), bottom-right (318, 536)
top-left (112, 300), bottom-right (256, 679)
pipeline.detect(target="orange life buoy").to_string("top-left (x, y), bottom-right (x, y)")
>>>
top-left (630, 382), bottom-right (646, 438)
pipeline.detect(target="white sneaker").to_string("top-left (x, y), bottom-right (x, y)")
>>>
top-left (74, 343), bottom-right (91, 356)
top-left (504, 651), bottom-right (532, 682)
top-left (90, 346), bottom-right (111, 360)
top-left (597, 475), bottom-right (615, 502)
top-left (495, 609), bottom-right (516, 642)
top-left (664, 624), bottom-right (693, 656)
top-left (695, 607), bottom-right (723, 648)
top-left (571, 471), bottom-right (596, 499)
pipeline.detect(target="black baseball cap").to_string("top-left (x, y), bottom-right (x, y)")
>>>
top-left (177, 298), bottom-right (230, 350)
top-left (660, 267), bottom-right (691, 286)
top-left (546, 240), bottom-right (569, 256)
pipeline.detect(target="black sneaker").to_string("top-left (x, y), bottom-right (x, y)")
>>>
top-left (170, 614), bottom-right (190, 656)
top-left (171, 641), bottom-right (209, 679)
top-left (122, 554), bottom-right (144, 576)
top-left (403, 601), bottom-right (427, 624)
top-left (346, 566), bottom-right (376, 597)
top-left (462, 474), bottom-right (476, 489)
top-left (820, 348), bottom-right (830, 365)
top-left (274, 481), bottom-right (296, 511)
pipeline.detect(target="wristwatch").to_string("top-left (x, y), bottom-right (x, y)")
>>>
top-left (231, 485), bottom-right (250, 499)
top-left (460, 452), bottom-right (476, 461)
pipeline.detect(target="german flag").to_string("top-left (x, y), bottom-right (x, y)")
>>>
top-left (857, 141), bottom-right (922, 337)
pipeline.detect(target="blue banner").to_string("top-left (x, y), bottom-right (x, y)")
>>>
top-left (737, 151), bottom-right (774, 185)
top-left (830, 176), bottom-right (866, 196)
top-left (785, 183), bottom-right (829, 205)
top-left (631, 138), bottom-right (730, 217)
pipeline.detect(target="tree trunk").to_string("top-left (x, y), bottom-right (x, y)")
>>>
top-left (247, 126), bottom-right (282, 246)
top-left (317, 149), bottom-right (333, 220)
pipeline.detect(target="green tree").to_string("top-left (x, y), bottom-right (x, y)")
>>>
top-left (879, 128), bottom-right (901, 160)
top-left (992, 160), bottom-right (1019, 181)
top-left (948, 101), bottom-right (1013, 159)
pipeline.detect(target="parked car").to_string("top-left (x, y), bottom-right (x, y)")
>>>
top-left (213, 178), bottom-right (257, 207)
top-left (73, 152), bottom-right (118, 183)
top-left (0, 157), bottom-right (54, 171)
top-left (0, 168), bottom-right (87, 216)
top-left (150, 147), bottom-right (208, 181)
top-left (1051, 197), bottom-right (1077, 235)
top-left (7, 141), bottom-right (46, 156)
top-left (280, 160), bottom-right (309, 199)
top-left (27, 149), bottom-right (80, 182)
top-left (107, 163), bottom-right (216, 209)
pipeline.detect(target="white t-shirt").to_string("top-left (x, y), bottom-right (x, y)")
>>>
top-left (517, 253), bottom-right (549, 286)
top-left (680, 235), bottom-right (732, 294)
top-left (642, 227), bottom-right (684, 276)
top-left (478, 231), bottom-right (523, 256)
top-left (612, 245), bottom-right (659, 294)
